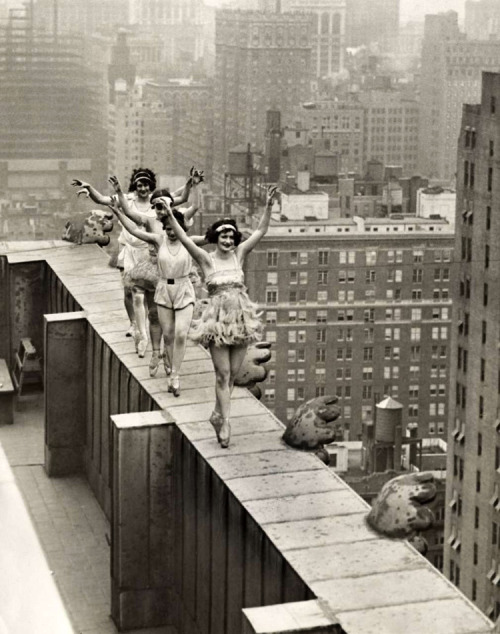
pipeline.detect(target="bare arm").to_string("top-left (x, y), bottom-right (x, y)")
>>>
top-left (109, 202), bottom-right (159, 247)
top-left (171, 167), bottom-right (204, 207)
top-left (164, 206), bottom-right (211, 270)
top-left (181, 185), bottom-right (201, 223)
top-left (108, 176), bottom-right (147, 225)
top-left (71, 179), bottom-right (113, 206)
top-left (238, 186), bottom-right (278, 258)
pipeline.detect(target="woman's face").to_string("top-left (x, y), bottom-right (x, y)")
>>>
top-left (152, 196), bottom-right (171, 220)
top-left (217, 229), bottom-right (235, 252)
top-left (162, 217), bottom-right (177, 241)
top-left (136, 179), bottom-right (151, 200)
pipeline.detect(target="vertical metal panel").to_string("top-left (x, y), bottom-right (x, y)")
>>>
top-left (119, 365), bottom-right (130, 414)
top-left (226, 492), bottom-right (245, 634)
top-left (182, 437), bottom-right (198, 621)
top-left (100, 343), bottom-right (112, 517)
top-left (91, 332), bottom-right (103, 499)
top-left (195, 456), bottom-right (212, 634)
top-left (262, 539), bottom-right (284, 607)
top-left (172, 426), bottom-right (184, 632)
top-left (210, 471), bottom-right (228, 634)
top-left (243, 515), bottom-right (264, 609)
top-left (109, 353), bottom-right (121, 418)
top-left (128, 375), bottom-right (141, 412)
top-left (115, 427), bottom-right (150, 587)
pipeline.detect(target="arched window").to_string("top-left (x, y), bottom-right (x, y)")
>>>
top-left (332, 13), bottom-right (341, 33)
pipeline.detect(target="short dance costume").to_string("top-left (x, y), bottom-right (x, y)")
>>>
top-left (154, 236), bottom-right (196, 310)
top-left (189, 252), bottom-right (262, 347)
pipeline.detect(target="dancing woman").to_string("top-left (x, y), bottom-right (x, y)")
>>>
top-left (163, 185), bottom-right (278, 447)
top-left (109, 176), bottom-right (204, 396)
top-left (71, 168), bottom-right (198, 355)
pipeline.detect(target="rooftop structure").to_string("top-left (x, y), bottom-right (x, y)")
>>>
top-left (0, 236), bottom-right (495, 633)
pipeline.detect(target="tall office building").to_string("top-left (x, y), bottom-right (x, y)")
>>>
top-left (32, 0), bottom-right (129, 36)
top-left (465, 0), bottom-right (500, 41)
top-left (282, 0), bottom-right (346, 78)
top-left (245, 214), bottom-right (454, 441)
top-left (418, 11), bottom-right (500, 182)
top-left (0, 7), bottom-right (107, 177)
top-left (213, 9), bottom-right (313, 178)
top-left (445, 71), bottom-right (500, 620)
top-left (345, 0), bottom-right (399, 49)
top-left (358, 89), bottom-right (419, 176)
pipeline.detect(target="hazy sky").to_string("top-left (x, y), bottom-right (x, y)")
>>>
top-left (400, 0), bottom-right (465, 23)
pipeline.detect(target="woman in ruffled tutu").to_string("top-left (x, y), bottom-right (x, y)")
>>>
top-left (163, 185), bottom-right (278, 447)
top-left (109, 175), bottom-right (205, 396)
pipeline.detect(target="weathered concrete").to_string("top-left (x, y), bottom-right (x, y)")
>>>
top-left (44, 312), bottom-right (87, 476)
top-left (242, 600), bottom-right (340, 634)
top-left (111, 410), bottom-right (176, 632)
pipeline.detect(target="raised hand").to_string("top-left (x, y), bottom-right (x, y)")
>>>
top-left (108, 175), bottom-right (122, 193)
top-left (266, 185), bottom-right (279, 207)
top-left (190, 166), bottom-right (205, 185)
top-left (71, 178), bottom-right (91, 198)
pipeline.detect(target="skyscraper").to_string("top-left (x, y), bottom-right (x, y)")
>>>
top-left (418, 11), bottom-right (500, 182)
top-left (213, 8), bottom-right (313, 178)
top-left (445, 71), bottom-right (500, 619)
top-left (282, 0), bottom-right (346, 78)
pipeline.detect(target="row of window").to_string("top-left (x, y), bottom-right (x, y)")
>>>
top-left (267, 325), bottom-right (449, 345)
top-left (266, 307), bottom-right (450, 325)
top-left (265, 287), bottom-right (450, 304)
top-left (265, 249), bottom-right (452, 267)
top-left (267, 268), bottom-right (451, 286)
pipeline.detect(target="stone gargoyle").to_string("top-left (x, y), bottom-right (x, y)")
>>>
top-left (62, 209), bottom-right (114, 246)
top-left (282, 395), bottom-right (342, 465)
top-left (366, 472), bottom-right (436, 555)
top-left (234, 341), bottom-right (271, 398)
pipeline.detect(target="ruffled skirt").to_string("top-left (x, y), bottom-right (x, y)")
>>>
top-left (122, 249), bottom-right (159, 292)
top-left (190, 283), bottom-right (262, 347)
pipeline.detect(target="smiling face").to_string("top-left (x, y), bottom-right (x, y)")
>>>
top-left (135, 179), bottom-right (152, 200)
top-left (217, 228), bottom-right (235, 252)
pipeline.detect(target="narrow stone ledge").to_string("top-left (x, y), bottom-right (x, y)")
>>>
top-left (242, 599), bottom-right (341, 634)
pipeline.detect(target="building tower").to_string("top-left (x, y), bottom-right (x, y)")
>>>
top-left (445, 71), bottom-right (500, 618)
top-left (282, 0), bottom-right (346, 78)
top-left (213, 8), bottom-right (313, 181)
top-left (418, 11), bottom-right (500, 182)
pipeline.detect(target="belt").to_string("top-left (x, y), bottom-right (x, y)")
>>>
top-left (164, 275), bottom-right (190, 285)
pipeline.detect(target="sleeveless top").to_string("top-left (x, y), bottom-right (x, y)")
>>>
top-left (157, 237), bottom-right (192, 280)
top-left (117, 194), bottom-right (155, 249)
top-left (205, 252), bottom-right (244, 294)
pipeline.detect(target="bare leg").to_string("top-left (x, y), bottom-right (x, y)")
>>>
top-left (228, 344), bottom-right (248, 395)
top-left (132, 287), bottom-right (148, 355)
top-left (147, 293), bottom-right (162, 376)
top-left (170, 304), bottom-right (194, 374)
top-left (124, 285), bottom-right (135, 323)
top-left (209, 344), bottom-right (231, 420)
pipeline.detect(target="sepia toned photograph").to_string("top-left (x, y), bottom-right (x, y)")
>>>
top-left (0, 0), bottom-right (496, 632)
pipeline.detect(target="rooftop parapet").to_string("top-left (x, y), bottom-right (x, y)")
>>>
top-left (0, 242), bottom-right (494, 634)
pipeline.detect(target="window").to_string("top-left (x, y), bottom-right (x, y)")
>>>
top-left (413, 269), bottom-right (423, 283)
top-left (317, 310), bottom-right (327, 323)
top-left (484, 283), bottom-right (489, 307)
top-left (363, 347), bottom-right (373, 361)
top-left (488, 166), bottom-right (493, 192)
top-left (411, 327), bottom-right (421, 341)
top-left (267, 271), bottom-right (278, 285)
top-left (266, 330), bottom-right (276, 343)
top-left (266, 311), bottom-right (277, 324)
top-left (366, 270), bottom-right (376, 283)
top-left (413, 249), bottom-right (424, 263)
top-left (366, 250), bottom-right (377, 265)
top-left (362, 367), bottom-right (373, 380)
top-left (317, 290), bottom-right (328, 302)
top-left (299, 252), bottom-right (308, 265)
top-left (316, 348), bottom-right (326, 362)
top-left (487, 206), bottom-right (492, 231)
top-left (290, 271), bottom-right (298, 285)
top-left (288, 349), bottom-right (296, 362)
top-left (264, 388), bottom-right (275, 402)
top-left (266, 290), bottom-right (277, 304)
top-left (299, 271), bottom-right (308, 285)
top-left (315, 386), bottom-right (325, 397)
top-left (287, 388), bottom-right (295, 401)
top-left (267, 250), bottom-right (278, 267)
top-left (318, 250), bottom-right (329, 265)
top-left (316, 329), bottom-right (326, 343)
top-left (290, 251), bottom-right (298, 265)
top-left (411, 308), bottom-right (421, 321)
top-left (318, 271), bottom-right (328, 285)
top-left (412, 289), bottom-right (422, 301)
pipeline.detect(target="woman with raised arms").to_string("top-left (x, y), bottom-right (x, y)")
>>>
top-left (163, 185), bottom-right (278, 448)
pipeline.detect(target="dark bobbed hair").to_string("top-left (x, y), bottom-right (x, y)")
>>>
top-left (150, 187), bottom-right (174, 204)
top-left (161, 209), bottom-right (186, 232)
top-left (205, 218), bottom-right (242, 246)
top-left (128, 167), bottom-right (157, 192)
